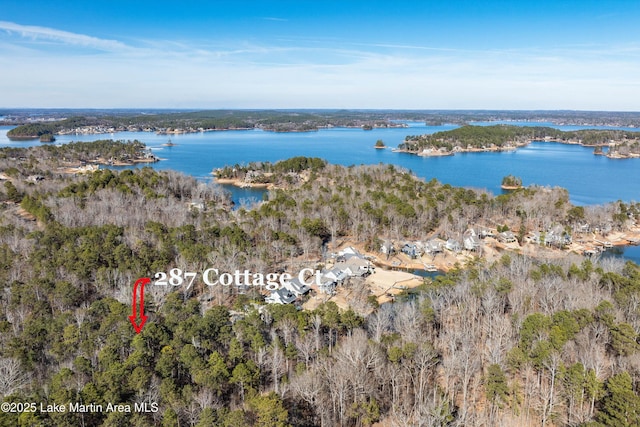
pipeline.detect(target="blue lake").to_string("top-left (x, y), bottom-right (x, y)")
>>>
top-left (603, 245), bottom-right (640, 265)
top-left (1, 122), bottom-right (640, 206)
top-left (3, 122), bottom-right (640, 264)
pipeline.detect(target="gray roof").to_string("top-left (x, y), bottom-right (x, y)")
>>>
top-left (266, 288), bottom-right (296, 304)
top-left (284, 277), bottom-right (311, 296)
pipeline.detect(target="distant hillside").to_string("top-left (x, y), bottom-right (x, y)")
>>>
top-left (5, 110), bottom-right (408, 138)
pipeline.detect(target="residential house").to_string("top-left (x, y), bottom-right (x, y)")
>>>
top-left (479, 228), bottom-right (495, 239)
top-left (425, 239), bottom-right (442, 254)
top-left (463, 229), bottom-right (482, 251)
top-left (323, 266), bottom-right (348, 283)
top-left (338, 247), bottom-right (369, 263)
top-left (380, 241), bottom-right (395, 255)
top-left (544, 225), bottom-right (572, 247)
top-left (318, 248), bottom-right (373, 295)
top-left (339, 246), bottom-right (360, 257)
top-left (341, 257), bottom-right (372, 277)
top-left (445, 239), bottom-right (462, 252)
top-left (265, 288), bottom-right (297, 304)
top-left (283, 277), bottom-right (310, 297)
top-left (576, 223), bottom-right (591, 234)
top-left (499, 231), bottom-right (517, 243)
top-left (401, 243), bottom-right (418, 259)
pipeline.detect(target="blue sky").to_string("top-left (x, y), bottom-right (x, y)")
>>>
top-left (1, 0), bottom-right (640, 109)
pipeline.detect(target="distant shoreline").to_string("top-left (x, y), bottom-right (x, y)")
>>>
top-left (5, 121), bottom-right (410, 140)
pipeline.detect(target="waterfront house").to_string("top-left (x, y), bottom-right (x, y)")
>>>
top-left (576, 223), bottom-right (591, 234)
top-left (463, 229), bottom-right (482, 251)
top-left (318, 268), bottom-right (345, 295)
top-left (338, 247), bottom-right (370, 263)
top-left (544, 226), bottom-right (572, 248)
top-left (339, 246), bottom-right (360, 257)
top-left (265, 288), bottom-right (297, 305)
top-left (402, 243), bottom-right (418, 259)
top-left (499, 231), bottom-right (517, 243)
top-left (380, 241), bottom-right (395, 256)
top-left (319, 252), bottom-right (372, 295)
top-left (425, 239), bottom-right (442, 254)
top-left (323, 267), bottom-right (348, 284)
top-left (283, 277), bottom-right (311, 297)
top-left (445, 239), bottom-right (462, 252)
top-left (341, 257), bottom-right (372, 277)
top-left (479, 228), bottom-right (495, 239)
top-left (544, 230), bottom-right (558, 247)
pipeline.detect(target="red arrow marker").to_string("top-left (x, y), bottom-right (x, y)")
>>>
top-left (129, 277), bottom-right (151, 334)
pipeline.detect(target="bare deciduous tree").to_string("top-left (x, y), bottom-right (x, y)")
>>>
top-left (0, 357), bottom-right (29, 397)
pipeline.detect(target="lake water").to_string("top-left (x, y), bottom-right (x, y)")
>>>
top-left (1, 122), bottom-right (640, 206)
top-left (603, 244), bottom-right (640, 265)
top-left (3, 122), bottom-right (640, 264)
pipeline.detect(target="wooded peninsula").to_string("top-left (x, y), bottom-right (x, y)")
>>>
top-left (398, 125), bottom-right (640, 158)
top-left (2, 140), bottom-right (640, 426)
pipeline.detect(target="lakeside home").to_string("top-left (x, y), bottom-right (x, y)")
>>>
top-left (265, 247), bottom-right (376, 304)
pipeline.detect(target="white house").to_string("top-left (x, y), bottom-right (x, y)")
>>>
top-left (463, 229), bottom-right (482, 251)
top-left (339, 246), bottom-right (360, 257)
top-left (283, 277), bottom-right (310, 297)
top-left (265, 288), bottom-right (297, 305)
top-left (499, 231), bottom-right (517, 243)
top-left (425, 239), bottom-right (442, 254)
top-left (380, 241), bottom-right (394, 255)
top-left (342, 257), bottom-right (372, 277)
top-left (445, 239), bottom-right (462, 252)
top-left (323, 267), bottom-right (348, 283)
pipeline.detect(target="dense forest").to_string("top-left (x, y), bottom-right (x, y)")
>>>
top-left (399, 125), bottom-right (640, 153)
top-left (214, 157), bottom-right (327, 187)
top-left (1, 144), bottom-right (640, 426)
top-left (1, 140), bottom-right (149, 164)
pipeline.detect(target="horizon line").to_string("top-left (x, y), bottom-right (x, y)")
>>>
top-left (2, 107), bottom-right (640, 114)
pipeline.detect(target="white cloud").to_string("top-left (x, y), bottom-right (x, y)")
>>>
top-left (0, 21), bottom-right (129, 51)
top-left (0, 22), bottom-right (639, 110)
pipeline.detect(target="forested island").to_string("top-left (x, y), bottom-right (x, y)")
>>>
top-left (501, 175), bottom-right (523, 190)
top-left (398, 124), bottom-right (640, 158)
top-left (3, 141), bottom-right (640, 425)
